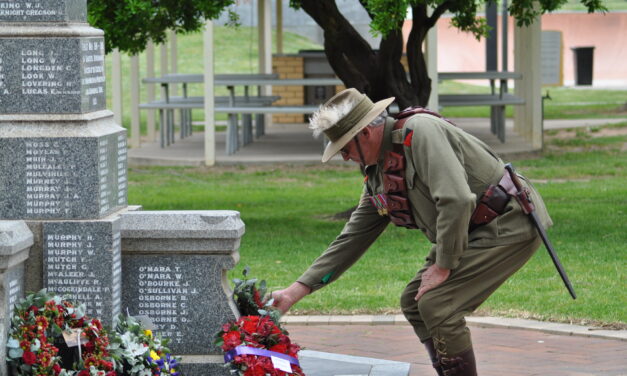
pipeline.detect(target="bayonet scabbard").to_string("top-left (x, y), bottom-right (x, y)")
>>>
top-left (504, 164), bottom-right (577, 299)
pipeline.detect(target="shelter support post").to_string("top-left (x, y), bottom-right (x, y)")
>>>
top-left (111, 49), bottom-right (123, 126)
top-left (514, 7), bottom-right (543, 149)
top-left (146, 41), bottom-right (156, 141)
top-left (258, 0), bottom-right (273, 131)
top-left (277, 0), bottom-right (283, 54)
top-left (130, 55), bottom-right (140, 148)
top-left (203, 20), bottom-right (216, 166)
top-left (426, 6), bottom-right (438, 111)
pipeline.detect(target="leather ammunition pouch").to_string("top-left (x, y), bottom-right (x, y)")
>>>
top-left (468, 167), bottom-right (529, 232)
top-left (369, 106), bottom-right (456, 230)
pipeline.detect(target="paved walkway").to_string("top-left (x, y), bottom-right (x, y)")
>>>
top-left (127, 118), bottom-right (625, 166)
top-left (284, 316), bottom-right (627, 376)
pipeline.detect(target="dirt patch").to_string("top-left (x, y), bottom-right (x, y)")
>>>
top-left (544, 124), bottom-right (627, 142)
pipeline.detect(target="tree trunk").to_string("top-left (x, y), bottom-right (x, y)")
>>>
top-left (299, 0), bottom-right (433, 109)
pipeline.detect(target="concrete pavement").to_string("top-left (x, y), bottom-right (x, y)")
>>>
top-left (127, 118), bottom-right (626, 166)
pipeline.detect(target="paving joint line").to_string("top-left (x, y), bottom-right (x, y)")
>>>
top-left (280, 315), bottom-right (626, 342)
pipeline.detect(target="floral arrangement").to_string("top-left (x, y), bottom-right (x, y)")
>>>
top-left (215, 268), bottom-right (305, 376)
top-left (6, 289), bottom-right (116, 376)
top-left (108, 314), bottom-right (180, 376)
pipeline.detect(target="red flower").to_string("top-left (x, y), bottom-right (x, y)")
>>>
top-left (19, 340), bottom-right (30, 350)
top-left (91, 319), bottom-right (103, 330)
top-left (22, 350), bottom-right (36, 365)
top-left (222, 330), bottom-right (242, 350)
top-left (253, 289), bottom-right (264, 308)
top-left (52, 363), bottom-right (62, 375)
top-left (244, 363), bottom-right (267, 376)
top-left (240, 316), bottom-right (260, 334)
top-left (77, 370), bottom-right (90, 376)
top-left (83, 341), bottom-right (95, 353)
top-left (269, 343), bottom-right (288, 354)
top-left (27, 305), bottom-right (39, 314)
top-left (106, 372), bottom-right (117, 376)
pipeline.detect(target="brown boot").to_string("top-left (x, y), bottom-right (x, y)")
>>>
top-left (422, 338), bottom-right (444, 376)
top-left (439, 347), bottom-right (477, 376)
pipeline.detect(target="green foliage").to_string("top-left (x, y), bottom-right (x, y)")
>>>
top-left (232, 267), bottom-right (282, 325)
top-left (108, 314), bottom-right (178, 376)
top-left (365, 0), bottom-right (409, 37)
top-left (290, 0), bottom-right (607, 39)
top-left (87, 0), bottom-right (238, 54)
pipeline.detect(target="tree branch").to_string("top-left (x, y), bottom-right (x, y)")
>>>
top-left (299, 0), bottom-right (376, 92)
top-left (426, 1), bottom-right (454, 29)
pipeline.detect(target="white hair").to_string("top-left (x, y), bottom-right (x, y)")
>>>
top-left (308, 98), bottom-right (358, 138)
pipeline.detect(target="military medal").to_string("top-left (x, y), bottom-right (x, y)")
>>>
top-left (368, 194), bottom-right (389, 216)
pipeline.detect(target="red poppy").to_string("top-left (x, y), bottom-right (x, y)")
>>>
top-left (222, 330), bottom-right (242, 350)
top-left (22, 350), bottom-right (36, 365)
top-left (269, 343), bottom-right (288, 354)
top-left (243, 316), bottom-right (262, 334)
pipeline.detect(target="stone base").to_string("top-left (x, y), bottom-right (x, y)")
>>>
top-left (120, 211), bottom-right (243, 355)
top-left (0, 111), bottom-right (127, 220)
top-left (23, 209), bottom-right (129, 327)
top-left (178, 362), bottom-right (231, 376)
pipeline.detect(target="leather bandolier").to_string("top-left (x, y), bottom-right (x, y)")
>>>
top-left (371, 106), bottom-right (521, 234)
top-left (371, 107), bottom-right (456, 229)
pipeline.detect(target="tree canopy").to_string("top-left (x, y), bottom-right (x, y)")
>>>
top-left (288, 0), bottom-right (606, 107)
top-left (88, 0), bottom-right (607, 106)
top-left (87, 0), bottom-right (237, 54)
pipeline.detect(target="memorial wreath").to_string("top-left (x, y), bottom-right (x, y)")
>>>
top-left (215, 268), bottom-right (305, 376)
top-left (6, 291), bottom-right (181, 376)
top-left (6, 289), bottom-right (116, 376)
top-left (108, 314), bottom-right (180, 376)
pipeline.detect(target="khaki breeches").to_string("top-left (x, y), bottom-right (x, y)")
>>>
top-left (400, 235), bottom-right (542, 356)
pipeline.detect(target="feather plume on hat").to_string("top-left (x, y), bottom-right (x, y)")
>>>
top-left (308, 99), bottom-right (358, 138)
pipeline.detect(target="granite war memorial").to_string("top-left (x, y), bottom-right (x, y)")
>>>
top-left (0, 1), bottom-right (243, 374)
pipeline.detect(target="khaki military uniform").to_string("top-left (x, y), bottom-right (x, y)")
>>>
top-left (298, 113), bottom-right (552, 356)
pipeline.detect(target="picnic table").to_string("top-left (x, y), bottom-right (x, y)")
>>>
top-left (438, 71), bottom-right (524, 142)
top-left (140, 71), bottom-right (523, 155)
top-left (141, 74), bottom-right (340, 154)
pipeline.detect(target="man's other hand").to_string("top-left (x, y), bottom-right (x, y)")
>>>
top-left (414, 264), bottom-right (451, 301)
top-left (271, 282), bottom-right (311, 314)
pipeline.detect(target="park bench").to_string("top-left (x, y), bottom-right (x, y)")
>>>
top-left (438, 71), bottom-right (524, 142)
top-left (141, 74), bottom-right (337, 154)
top-left (140, 72), bottom-right (523, 155)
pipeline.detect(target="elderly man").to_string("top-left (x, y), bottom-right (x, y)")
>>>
top-left (272, 88), bottom-right (551, 376)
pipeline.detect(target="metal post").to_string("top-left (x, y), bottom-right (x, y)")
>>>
top-left (146, 41), bottom-right (156, 141)
top-left (130, 55), bottom-right (140, 148)
top-left (203, 20), bottom-right (216, 166)
top-left (111, 49), bottom-right (123, 126)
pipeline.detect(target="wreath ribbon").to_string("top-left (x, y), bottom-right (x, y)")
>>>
top-left (224, 345), bottom-right (300, 367)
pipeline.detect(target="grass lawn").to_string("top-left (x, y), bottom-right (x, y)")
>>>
top-left (127, 123), bottom-right (627, 327)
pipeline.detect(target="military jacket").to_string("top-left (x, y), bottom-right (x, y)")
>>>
top-left (298, 113), bottom-right (552, 292)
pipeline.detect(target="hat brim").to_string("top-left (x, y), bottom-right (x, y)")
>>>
top-left (321, 96), bottom-right (395, 163)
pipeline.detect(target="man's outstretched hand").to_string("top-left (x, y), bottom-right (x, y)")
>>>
top-left (414, 264), bottom-right (451, 301)
top-left (271, 282), bottom-right (312, 314)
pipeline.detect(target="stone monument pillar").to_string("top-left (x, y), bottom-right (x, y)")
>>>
top-left (121, 211), bottom-right (244, 376)
top-left (0, 0), bottom-right (126, 326)
top-left (0, 221), bottom-right (33, 376)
